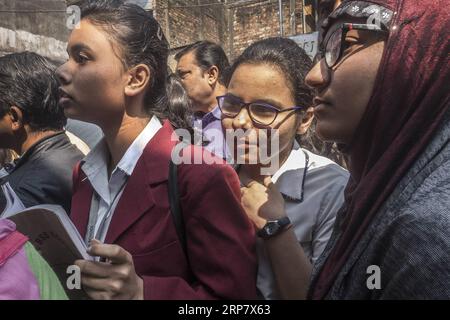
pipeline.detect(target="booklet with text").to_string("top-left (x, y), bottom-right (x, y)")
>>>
top-left (5, 204), bottom-right (91, 299)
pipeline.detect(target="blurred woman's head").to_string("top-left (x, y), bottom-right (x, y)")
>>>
top-left (57, 0), bottom-right (187, 129)
top-left (220, 37), bottom-right (314, 170)
top-left (166, 73), bottom-right (194, 134)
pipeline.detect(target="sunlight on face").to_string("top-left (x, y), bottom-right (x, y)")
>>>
top-left (222, 63), bottom-right (301, 169)
top-left (57, 19), bottom-right (128, 125)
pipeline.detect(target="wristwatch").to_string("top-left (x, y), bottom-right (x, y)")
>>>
top-left (257, 216), bottom-right (292, 239)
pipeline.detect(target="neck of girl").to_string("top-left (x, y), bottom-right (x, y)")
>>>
top-left (101, 113), bottom-right (151, 177)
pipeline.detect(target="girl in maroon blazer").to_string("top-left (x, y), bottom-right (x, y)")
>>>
top-left (56, 0), bottom-right (256, 300)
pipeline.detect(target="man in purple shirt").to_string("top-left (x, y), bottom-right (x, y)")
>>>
top-left (175, 41), bottom-right (229, 159)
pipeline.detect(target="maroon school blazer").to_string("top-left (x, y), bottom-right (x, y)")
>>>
top-left (70, 120), bottom-right (257, 299)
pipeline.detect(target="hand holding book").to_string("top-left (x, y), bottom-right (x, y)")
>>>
top-left (75, 239), bottom-right (144, 300)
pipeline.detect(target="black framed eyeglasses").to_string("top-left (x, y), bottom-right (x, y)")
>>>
top-left (217, 95), bottom-right (304, 126)
top-left (315, 23), bottom-right (388, 69)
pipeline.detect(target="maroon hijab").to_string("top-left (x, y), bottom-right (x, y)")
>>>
top-left (311, 0), bottom-right (450, 299)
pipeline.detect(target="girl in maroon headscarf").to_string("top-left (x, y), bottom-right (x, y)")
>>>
top-left (302, 0), bottom-right (449, 299)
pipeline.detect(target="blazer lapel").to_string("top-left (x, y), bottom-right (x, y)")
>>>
top-left (70, 170), bottom-right (94, 239)
top-left (104, 162), bottom-right (155, 244)
top-left (105, 121), bottom-right (178, 244)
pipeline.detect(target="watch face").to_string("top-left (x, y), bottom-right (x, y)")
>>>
top-left (265, 222), bottom-right (280, 236)
top-left (258, 217), bottom-right (291, 239)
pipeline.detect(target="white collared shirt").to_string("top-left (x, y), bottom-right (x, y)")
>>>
top-left (257, 142), bottom-right (349, 300)
top-left (81, 116), bottom-right (162, 244)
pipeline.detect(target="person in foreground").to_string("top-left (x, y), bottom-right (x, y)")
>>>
top-left (221, 37), bottom-right (349, 299)
top-left (303, 0), bottom-right (449, 299)
top-left (57, 0), bottom-right (257, 300)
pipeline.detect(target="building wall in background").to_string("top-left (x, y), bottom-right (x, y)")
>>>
top-left (0, 0), bottom-right (318, 63)
top-left (158, 0), bottom-right (315, 61)
top-left (226, 0), bottom-right (305, 59)
top-left (0, 0), bottom-right (69, 62)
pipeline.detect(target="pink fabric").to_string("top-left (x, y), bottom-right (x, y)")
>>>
top-left (0, 219), bottom-right (40, 300)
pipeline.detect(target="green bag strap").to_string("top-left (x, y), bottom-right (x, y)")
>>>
top-left (24, 242), bottom-right (68, 300)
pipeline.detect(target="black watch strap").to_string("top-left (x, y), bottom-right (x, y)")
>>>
top-left (257, 216), bottom-right (292, 239)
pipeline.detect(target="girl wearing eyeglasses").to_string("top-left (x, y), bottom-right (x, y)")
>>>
top-left (305, 0), bottom-right (449, 299)
top-left (220, 37), bottom-right (349, 299)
